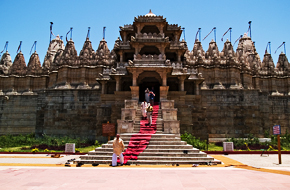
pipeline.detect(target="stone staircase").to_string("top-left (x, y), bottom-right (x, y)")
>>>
top-left (74, 100), bottom-right (221, 165)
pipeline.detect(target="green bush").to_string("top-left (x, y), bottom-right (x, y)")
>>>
top-left (0, 133), bottom-right (94, 149)
top-left (181, 132), bottom-right (207, 150)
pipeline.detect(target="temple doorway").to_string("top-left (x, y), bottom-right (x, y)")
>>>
top-left (137, 71), bottom-right (162, 102)
top-left (139, 81), bottom-right (160, 103)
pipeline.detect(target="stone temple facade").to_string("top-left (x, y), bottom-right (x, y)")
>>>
top-left (0, 11), bottom-right (290, 141)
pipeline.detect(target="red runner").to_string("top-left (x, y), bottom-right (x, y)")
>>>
top-left (119, 104), bottom-right (159, 164)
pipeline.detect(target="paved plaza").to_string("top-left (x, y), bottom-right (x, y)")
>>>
top-left (0, 154), bottom-right (290, 189)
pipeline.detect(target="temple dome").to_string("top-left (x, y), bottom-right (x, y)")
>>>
top-left (145, 9), bottom-right (156, 17)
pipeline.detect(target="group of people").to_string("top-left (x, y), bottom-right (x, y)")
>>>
top-left (111, 87), bottom-right (156, 167)
top-left (141, 87), bottom-right (156, 126)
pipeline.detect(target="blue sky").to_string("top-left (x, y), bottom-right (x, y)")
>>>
top-left (0, 0), bottom-right (289, 65)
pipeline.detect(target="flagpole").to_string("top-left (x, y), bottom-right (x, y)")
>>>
top-left (229, 28), bottom-right (232, 43)
top-left (199, 28), bottom-right (201, 41)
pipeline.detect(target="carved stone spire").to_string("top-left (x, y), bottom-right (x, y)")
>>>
top-left (43, 35), bottom-right (64, 73)
top-left (236, 33), bottom-right (261, 73)
top-left (220, 39), bottom-right (239, 66)
top-left (60, 40), bottom-right (78, 66)
top-left (27, 51), bottom-right (43, 75)
top-left (79, 38), bottom-right (96, 66)
top-left (205, 39), bottom-right (220, 65)
top-left (260, 51), bottom-right (275, 76)
top-left (184, 39), bottom-right (205, 67)
top-left (0, 51), bottom-right (13, 75)
top-left (10, 51), bottom-right (27, 76)
top-left (276, 52), bottom-right (289, 74)
top-left (96, 39), bottom-right (115, 67)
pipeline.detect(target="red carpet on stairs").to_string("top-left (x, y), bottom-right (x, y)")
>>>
top-left (119, 103), bottom-right (159, 164)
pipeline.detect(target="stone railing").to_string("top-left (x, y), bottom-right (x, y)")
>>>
top-left (134, 54), bottom-right (165, 61)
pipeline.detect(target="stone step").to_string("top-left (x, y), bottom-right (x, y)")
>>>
top-left (87, 151), bottom-right (207, 157)
top-left (119, 133), bottom-right (180, 138)
top-left (119, 137), bottom-right (181, 141)
top-left (79, 155), bottom-right (213, 161)
top-left (107, 141), bottom-right (187, 145)
top-left (74, 159), bottom-right (221, 165)
top-left (94, 148), bottom-right (200, 153)
top-left (102, 144), bottom-right (192, 149)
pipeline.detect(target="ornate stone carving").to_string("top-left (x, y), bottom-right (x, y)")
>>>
top-left (79, 38), bottom-right (96, 66)
top-left (27, 52), bottom-right (43, 75)
top-left (0, 51), bottom-right (13, 75)
top-left (9, 52), bottom-right (27, 76)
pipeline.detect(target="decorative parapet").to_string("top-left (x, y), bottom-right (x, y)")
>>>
top-left (133, 33), bottom-right (169, 42)
top-left (169, 41), bottom-right (187, 50)
top-left (167, 24), bottom-right (181, 30)
top-left (134, 15), bottom-right (166, 22)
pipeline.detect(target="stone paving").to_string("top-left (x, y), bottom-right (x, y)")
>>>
top-left (1, 153), bottom-right (290, 189)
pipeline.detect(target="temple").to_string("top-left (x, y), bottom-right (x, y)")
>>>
top-left (0, 11), bottom-right (289, 141)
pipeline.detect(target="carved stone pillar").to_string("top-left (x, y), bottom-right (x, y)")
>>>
top-left (162, 71), bottom-right (167, 86)
top-left (119, 50), bottom-right (124, 63)
top-left (132, 70), bottom-right (137, 86)
top-left (178, 76), bottom-right (187, 91)
top-left (123, 32), bottom-right (127, 42)
top-left (177, 52), bottom-right (182, 62)
top-left (101, 81), bottom-right (107, 94)
top-left (195, 83), bottom-right (200, 95)
top-left (115, 76), bottom-right (121, 91)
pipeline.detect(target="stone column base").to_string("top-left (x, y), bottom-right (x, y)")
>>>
top-left (164, 121), bottom-right (180, 134)
top-left (130, 86), bottom-right (139, 100)
top-left (160, 86), bottom-right (169, 100)
top-left (117, 120), bottom-right (134, 133)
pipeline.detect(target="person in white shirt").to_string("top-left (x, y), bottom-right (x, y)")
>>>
top-left (112, 134), bottom-right (125, 167)
top-left (141, 100), bottom-right (148, 120)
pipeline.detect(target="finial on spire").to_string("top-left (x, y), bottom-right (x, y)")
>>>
top-left (149, 9), bottom-right (152, 13)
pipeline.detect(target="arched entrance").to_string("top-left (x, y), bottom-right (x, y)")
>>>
top-left (137, 71), bottom-right (161, 102)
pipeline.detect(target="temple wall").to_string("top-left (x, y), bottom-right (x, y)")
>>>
top-left (198, 67), bottom-right (241, 87)
top-left (0, 95), bottom-right (38, 135)
top-left (169, 89), bottom-right (290, 140)
top-left (38, 89), bottom-right (104, 140)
